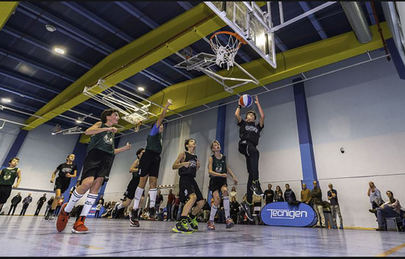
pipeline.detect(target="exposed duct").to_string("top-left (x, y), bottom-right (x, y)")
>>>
top-left (341, 1), bottom-right (373, 43)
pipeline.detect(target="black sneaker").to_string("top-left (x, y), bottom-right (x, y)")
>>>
top-left (240, 201), bottom-right (253, 222)
top-left (129, 209), bottom-right (140, 227)
top-left (250, 180), bottom-right (264, 196)
top-left (112, 203), bottom-right (120, 218)
top-left (148, 207), bottom-right (156, 220)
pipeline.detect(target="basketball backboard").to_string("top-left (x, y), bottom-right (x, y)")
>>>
top-left (205, 1), bottom-right (276, 68)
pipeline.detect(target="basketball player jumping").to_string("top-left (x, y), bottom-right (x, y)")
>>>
top-left (129, 99), bottom-right (172, 227)
top-left (235, 95), bottom-right (265, 221)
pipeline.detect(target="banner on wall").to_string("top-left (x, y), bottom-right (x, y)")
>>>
top-left (260, 202), bottom-right (317, 227)
top-left (87, 206), bottom-right (105, 218)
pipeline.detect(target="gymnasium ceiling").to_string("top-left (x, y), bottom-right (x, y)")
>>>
top-left (0, 1), bottom-right (388, 139)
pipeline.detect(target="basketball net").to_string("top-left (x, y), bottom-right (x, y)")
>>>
top-left (210, 31), bottom-right (247, 70)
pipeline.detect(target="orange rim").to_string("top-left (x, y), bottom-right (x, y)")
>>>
top-left (209, 31), bottom-right (247, 45)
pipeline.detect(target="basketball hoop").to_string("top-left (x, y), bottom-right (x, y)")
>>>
top-left (209, 31), bottom-right (247, 70)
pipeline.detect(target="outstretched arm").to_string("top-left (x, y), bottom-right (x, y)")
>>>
top-left (13, 169), bottom-right (21, 188)
top-left (227, 167), bottom-right (238, 185)
top-left (235, 100), bottom-right (242, 123)
top-left (85, 121), bottom-right (117, 136)
top-left (255, 96), bottom-right (264, 128)
top-left (114, 142), bottom-right (131, 155)
top-left (156, 99), bottom-right (172, 127)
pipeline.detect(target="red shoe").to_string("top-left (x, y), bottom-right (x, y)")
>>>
top-left (72, 216), bottom-right (89, 234)
top-left (207, 220), bottom-right (215, 230)
top-left (56, 203), bottom-right (70, 232)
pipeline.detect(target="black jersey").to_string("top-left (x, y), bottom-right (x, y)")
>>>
top-left (56, 163), bottom-right (77, 179)
top-left (178, 151), bottom-right (198, 178)
top-left (237, 119), bottom-right (263, 146)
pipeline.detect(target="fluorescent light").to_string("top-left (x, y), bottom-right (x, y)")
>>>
top-left (53, 47), bottom-right (66, 55)
top-left (75, 119), bottom-right (83, 124)
top-left (1, 98), bottom-right (12, 103)
top-left (137, 86), bottom-right (145, 92)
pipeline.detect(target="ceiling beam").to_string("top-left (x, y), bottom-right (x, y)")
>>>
top-left (298, 1), bottom-right (328, 40)
top-left (0, 2), bottom-right (18, 31)
top-left (114, 1), bottom-right (193, 80)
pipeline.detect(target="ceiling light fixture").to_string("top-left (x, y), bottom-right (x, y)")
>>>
top-left (1, 98), bottom-right (12, 104)
top-left (137, 86), bottom-right (145, 92)
top-left (53, 47), bottom-right (66, 55)
top-left (45, 24), bottom-right (56, 32)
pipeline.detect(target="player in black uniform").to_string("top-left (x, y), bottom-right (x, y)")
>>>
top-left (207, 140), bottom-right (238, 230)
top-left (47, 154), bottom-right (77, 219)
top-left (56, 108), bottom-right (131, 233)
top-left (129, 99), bottom-right (172, 227)
top-left (172, 138), bottom-right (206, 233)
top-left (235, 95), bottom-right (265, 221)
top-left (0, 157), bottom-right (21, 214)
top-left (112, 148), bottom-right (145, 221)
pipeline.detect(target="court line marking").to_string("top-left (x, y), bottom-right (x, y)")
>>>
top-left (377, 242), bottom-right (405, 257)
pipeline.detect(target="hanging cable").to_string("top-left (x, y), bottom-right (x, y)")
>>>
top-left (370, 0), bottom-right (391, 61)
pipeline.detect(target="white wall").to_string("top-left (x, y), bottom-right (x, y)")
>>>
top-left (306, 56), bottom-right (405, 228)
top-left (0, 114), bottom-right (79, 215)
top-left (0, 112), bottom-right (24, 165)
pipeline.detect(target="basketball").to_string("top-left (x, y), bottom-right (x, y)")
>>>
top-left (239, 94), bottom-right (253, 108)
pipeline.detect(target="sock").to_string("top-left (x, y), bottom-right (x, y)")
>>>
top-left (149, 188), bottom-right (157, 208)
top-left (209, 205), bottom-right (218, 222)
top-left (80, 194), bottom-right (98, 217)
top-left (117, 203), bottom-right (124, 210)
top-left (133, 187), bottom-right (144, 210)
top-left (65, 190), bottom-right (83, 213)
top-left (223, 196), bottom-right (230, 219)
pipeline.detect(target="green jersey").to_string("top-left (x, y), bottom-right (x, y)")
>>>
top-left (87, 123), bottom-right (115, 154)
top-left (210, 154), bottom-right (227, 178)
top-left (0, 167), bottom-right (19, 186)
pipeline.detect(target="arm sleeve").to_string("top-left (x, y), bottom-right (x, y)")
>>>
top-left (237, 119), bottom-right (245, 127)
top-left (149, 123), bottom-right (159, 136)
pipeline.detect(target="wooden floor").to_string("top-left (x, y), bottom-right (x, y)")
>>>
top-left (1, 215), bottom-right (404, 256)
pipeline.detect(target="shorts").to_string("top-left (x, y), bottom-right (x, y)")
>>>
top-left (208, 177), bottom-right (227, 193)
top-left (54, 177), bottom-right (71, 193)
top-left (238, 140), bottom-right (258, 157)
top-left (0, 185), bottom-right (12, 204)
top-left (81, 148), bottom-right (114, 181)
top-left (138, 149), bottom-right (161, 178)
top-left (179, 176), bottom-right (203, 203)
top-left (123, 176), bottom-right (140, 200)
